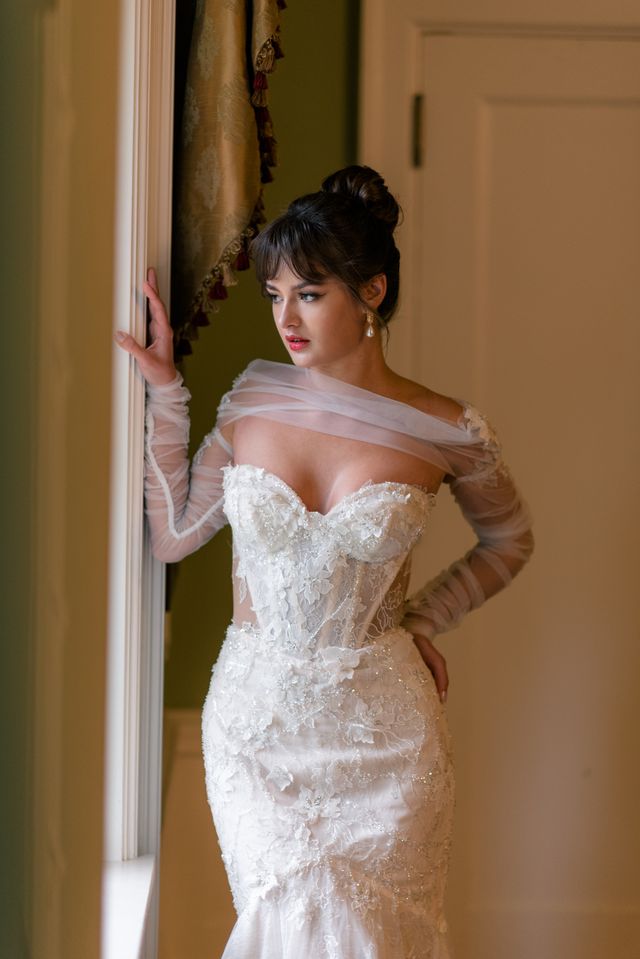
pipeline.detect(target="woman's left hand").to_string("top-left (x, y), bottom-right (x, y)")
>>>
top-left (114, 267), bottom-right (178, 386)
top-left (412, 634), bottom-right (449, 703)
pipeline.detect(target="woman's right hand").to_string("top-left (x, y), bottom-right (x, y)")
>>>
top-left (114, 267), bottom-right (178, 386)
top-left (412, 633), bottom-right (449, 704)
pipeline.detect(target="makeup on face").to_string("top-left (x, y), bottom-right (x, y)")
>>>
top-left (284, 334), bottom-right (310, 352)
top-left (265, 265), bottom-right (370, 371)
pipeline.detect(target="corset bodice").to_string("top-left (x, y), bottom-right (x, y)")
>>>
top-left (222, 464), bottom-right (437, 652)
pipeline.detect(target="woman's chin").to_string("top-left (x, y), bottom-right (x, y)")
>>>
top-left (285, 345), bottom-right (316, 365)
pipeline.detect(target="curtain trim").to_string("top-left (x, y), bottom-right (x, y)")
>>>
top-left (174, 6), bottom-right (286, 358)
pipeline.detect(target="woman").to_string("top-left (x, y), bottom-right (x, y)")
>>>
top-left (116, 166), bottom-right (534, 958)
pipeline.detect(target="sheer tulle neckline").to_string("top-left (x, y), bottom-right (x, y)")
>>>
top-left (246, 358), bottom-right (470, 431)
top-left (224, 462), bottom-right (437, 519)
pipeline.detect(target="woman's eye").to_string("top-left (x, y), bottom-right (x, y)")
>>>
top-left (265, 290), bottom-right (321, 303)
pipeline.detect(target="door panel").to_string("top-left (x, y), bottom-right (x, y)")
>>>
top-left (381, 32), bottom-right (640, 958)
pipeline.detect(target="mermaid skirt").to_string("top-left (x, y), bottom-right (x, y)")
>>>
top-left (201, 623), bottom-right (455, 959)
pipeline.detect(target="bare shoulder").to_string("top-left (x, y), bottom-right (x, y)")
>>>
top-left (389, 374), bottom-right (465, 426)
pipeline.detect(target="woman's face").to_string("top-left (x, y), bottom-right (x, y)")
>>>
top-left (265, 262), bottom-right (374, 372)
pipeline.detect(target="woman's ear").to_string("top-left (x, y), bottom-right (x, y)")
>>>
top-left (361, 274), bottom-right (387, 311)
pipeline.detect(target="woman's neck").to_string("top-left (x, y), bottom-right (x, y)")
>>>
top-left (308, 343), bottom-right (396, 394)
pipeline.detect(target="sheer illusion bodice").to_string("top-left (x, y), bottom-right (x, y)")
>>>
top-left (143, 359), bottom-right (534, 958)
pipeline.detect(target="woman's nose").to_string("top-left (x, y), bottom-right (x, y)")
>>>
top-left (277, 298), bottom-right (299, 328)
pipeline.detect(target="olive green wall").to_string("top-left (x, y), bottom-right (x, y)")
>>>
top-left (165, 0), bottom-right (360, 707)
top-left (0, 4), bottom-right (39, 953)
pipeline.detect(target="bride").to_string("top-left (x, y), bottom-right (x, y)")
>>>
top-left (116, 165), bottom-right (534, 958)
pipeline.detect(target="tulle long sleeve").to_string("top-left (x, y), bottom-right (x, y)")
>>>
top-left (144, 374), bottom-right (231, 563)
top-left (401, 406), bottom-right (535, 642)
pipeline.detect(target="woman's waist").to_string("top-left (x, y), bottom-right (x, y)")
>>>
top-left (230, 600), bottom-right (406, 644)
top-left (217, 619), bottom-right (422, 677)
top-left (207, 620), bottom-right (437, 731)
top-left (227, 617), bottom-right (411, 649)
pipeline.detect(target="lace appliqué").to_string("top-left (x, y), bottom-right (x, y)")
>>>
top-left (456, 401), bottom-right (510, 488)
top-left (201, 465), bottom-right (453, 956)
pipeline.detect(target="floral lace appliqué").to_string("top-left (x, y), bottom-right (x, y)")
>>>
top-left (200, 465), bottom-right (453, 956)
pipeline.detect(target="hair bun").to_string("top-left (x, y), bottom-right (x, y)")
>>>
top-left (321, 165), bottom-right (400, 232)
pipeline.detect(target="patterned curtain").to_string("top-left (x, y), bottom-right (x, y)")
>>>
top-left (172, 0), bottom-right (286, 357)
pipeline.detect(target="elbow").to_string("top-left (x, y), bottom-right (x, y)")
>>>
top-left (148, 523), bottom-right (221, 563)
top-left (149, 532), bottom-right (193, 564)
top-left (483, 526), bottom-right (535, 583)
top-left (150, 545), bottom-right (184, 565)
top-left (511, 526), bottom-right (535, 579)
top-left (522, 526), bottom-right (535, 562)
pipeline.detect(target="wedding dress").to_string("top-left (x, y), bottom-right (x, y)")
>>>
top-left (144, 359), bottom-right (534, 958)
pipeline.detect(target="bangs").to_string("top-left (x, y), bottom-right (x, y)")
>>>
top-left (251, 217), bottom-right (343, 290)
top-left (248, 173), bottom-right (400, 321)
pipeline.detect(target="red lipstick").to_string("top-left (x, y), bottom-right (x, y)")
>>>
top-left (285, 335), bottom-right (310, 352)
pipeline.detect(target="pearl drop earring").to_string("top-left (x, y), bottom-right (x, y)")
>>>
top-left (365, 311), bottom-right (376, 337)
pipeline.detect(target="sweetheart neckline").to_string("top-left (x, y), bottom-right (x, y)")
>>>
top-left (223, 462), bottom-right (438, 519)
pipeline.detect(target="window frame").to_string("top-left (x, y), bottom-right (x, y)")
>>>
top-left (102, 0), bottom-right (176, 955)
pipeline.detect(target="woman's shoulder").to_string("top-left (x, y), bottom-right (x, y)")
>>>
top-left (390, 373), bottom-right (502, 450)
top-left (388, 374), bottom-right (466, 427)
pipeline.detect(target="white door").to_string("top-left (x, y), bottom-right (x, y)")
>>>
top-left (362, 16), bottom-right (640, 959)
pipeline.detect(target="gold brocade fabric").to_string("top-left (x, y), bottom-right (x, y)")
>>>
top-left (173, 0), bottom-right (285, 357)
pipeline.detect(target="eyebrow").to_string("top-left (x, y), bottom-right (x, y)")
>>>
top-left (265, 279), bottom-right (326, 291)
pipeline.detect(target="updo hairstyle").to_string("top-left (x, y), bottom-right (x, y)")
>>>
top-left (251, 165), bottom-right (402, 325)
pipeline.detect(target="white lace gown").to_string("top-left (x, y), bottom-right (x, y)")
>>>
top-left (144, 360), bottom-right (534, 959)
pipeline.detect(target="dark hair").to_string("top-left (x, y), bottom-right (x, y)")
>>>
top-left (251, 165), bottom-right (402, 324)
